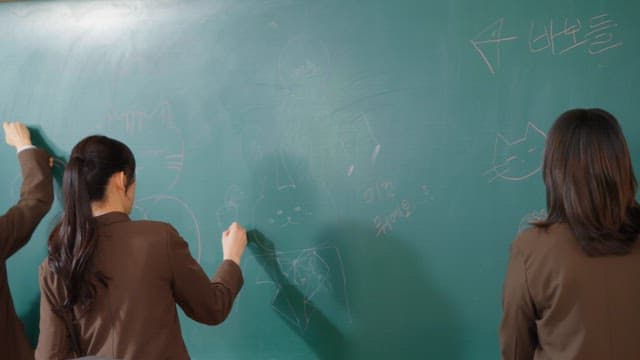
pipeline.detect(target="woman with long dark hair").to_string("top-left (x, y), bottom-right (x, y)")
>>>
top-left (35, 135), bottom-right (247, 359)
top-left (500, 109), bottom-right (640, 359)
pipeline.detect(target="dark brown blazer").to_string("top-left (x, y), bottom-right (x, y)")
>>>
top-left (35, 212), bottom-right (243, 360)
top-left (0, 149), bottom-right (53, 360)
top-left (500, 223), bottom-right (640, 359)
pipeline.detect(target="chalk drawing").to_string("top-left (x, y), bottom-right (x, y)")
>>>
top-left (474, 13), bottom-right (624, 73)
top-left (470, 18), bottom-right (518, 75)
top-left (268, 205), bottom-right (313, 228)
top-left (528, 14), bottom-right (623, 56)
top-left (253, 246), bottom-right (352, 332)
top-left (529, 18), bottom-right (587, 55)
top-left (102, 101), bottom-right (185, 191)
top-left (484, 122), bottom-right (546, 182)
top-left (361, 180), bottom-right (395, 204)
top-left (587, 13), bottom-right (624, 54)
top-left (374, 199), bottom-right (412, 237)
top-left (347, 164), bottom-right (355, 177)
top-left (251, 168), bottom-right (339, 237)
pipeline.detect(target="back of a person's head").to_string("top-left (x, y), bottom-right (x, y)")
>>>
top-left (537, 108), bottom-right (640, 256)
top-left (66, 135), bottom-right (136, 203)
top-left (49, 135), bottom-right (136, 312)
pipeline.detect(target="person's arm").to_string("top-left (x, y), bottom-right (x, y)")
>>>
top-left (35, 263), bottom-right (72, 360)
top-left (0, 122), bottom-right (53, 260)
top-left (168, 222), bottom-right (246, 325)
top-left (499, 244), bottom-right (538, 359)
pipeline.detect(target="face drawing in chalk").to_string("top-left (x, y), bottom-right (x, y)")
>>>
top-left (266, 205), bottom-right (313, 228)
top-left (485, 122), bottom-right (546, 182)
top-left (255, 172), bottom-right (315, 232)
top-left (251, 152), bottom-right (336, 239)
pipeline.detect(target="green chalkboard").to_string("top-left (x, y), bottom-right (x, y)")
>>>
top-left (2, 0), bottom-right (639, 358)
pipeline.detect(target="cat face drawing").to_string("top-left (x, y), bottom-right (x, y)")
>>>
top-left (484, 122), bottom-right (547, 182)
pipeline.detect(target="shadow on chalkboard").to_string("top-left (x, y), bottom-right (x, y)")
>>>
top-left (22, 296), bottom-right (40, 347)
top-left (243, 150), bottom-right (461, 358)
top-left (28, 125), bottom-right (67, 195)
top-left (312, 221), bottom-right (464, 359)
top-left (247, 229), bottom-right (347, 359)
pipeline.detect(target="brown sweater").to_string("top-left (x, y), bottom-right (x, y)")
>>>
top-left (0, 149), bottom-right (53, 360)
top-left (36, 212), bottom-right (243, 360)
top-left (501, 223), bottom-right (640, 359)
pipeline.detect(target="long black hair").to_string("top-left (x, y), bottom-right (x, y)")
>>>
top-left (48, 135), bottom-right (135, 312)
top-left (535, 109), bottom-right (640, 256)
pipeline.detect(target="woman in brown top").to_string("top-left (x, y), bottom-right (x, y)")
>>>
top-left (0, 122), bottom-right (53, 360)
top-left (35, 135), bottom-right (247, 359)
top-left (500, 109), bottom-right (640, 359)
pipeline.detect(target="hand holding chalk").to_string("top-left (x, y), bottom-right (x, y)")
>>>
top-left (3, 121), bottom-right (32, 149)
top-left (222, 222), bottom-right (247, 266)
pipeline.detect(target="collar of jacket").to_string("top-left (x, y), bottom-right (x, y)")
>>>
top-left (94, 211), bottom-right (130, 226)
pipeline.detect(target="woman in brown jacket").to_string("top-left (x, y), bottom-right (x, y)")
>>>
top-left (0, 122), bottom-right (53, 360)
top-left (500, 109), bottom-right (640, 359)
top-left (35, 135), bottom-right (247, 359)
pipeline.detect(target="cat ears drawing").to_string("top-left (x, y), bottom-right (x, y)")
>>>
top-left (484, 122), bottom-right (547, 182)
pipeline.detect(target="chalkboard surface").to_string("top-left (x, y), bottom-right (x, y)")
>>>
top-left (2, 1), bottom-right (639, 358)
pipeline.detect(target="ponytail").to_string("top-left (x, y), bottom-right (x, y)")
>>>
top-left (48, 136), bottom-right (135, 312)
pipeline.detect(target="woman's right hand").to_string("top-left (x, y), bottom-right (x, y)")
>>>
top-left (221, 222), bottom-right (247, 266)
top-left (3, 122), bottom-right (32, 149)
